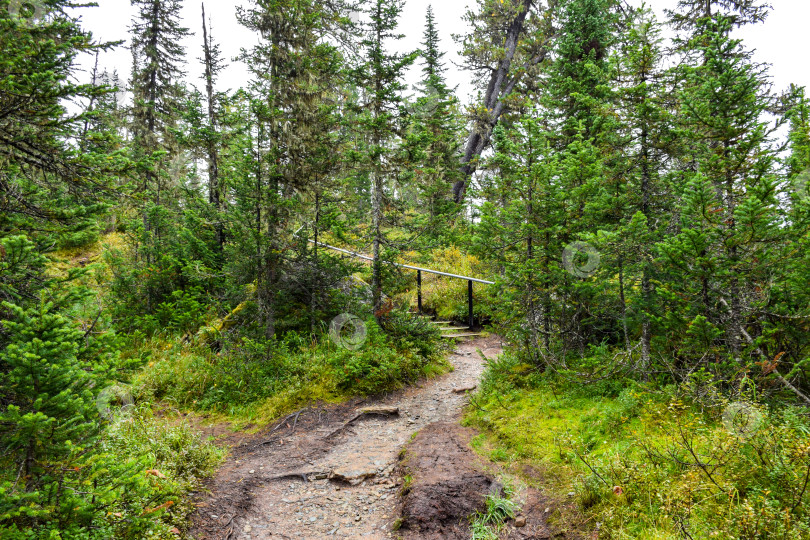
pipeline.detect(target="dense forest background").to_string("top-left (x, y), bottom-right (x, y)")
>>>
top-left (2, 0), bottom-right (810, 538)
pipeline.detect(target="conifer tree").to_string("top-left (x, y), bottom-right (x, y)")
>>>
top-left (612, 7), bottom-right (672, 367)
top-left (545, 0), bottom-right (618, 355)
top-left (453, 0), bottom-right (556, 203)
top-left (662, 3), bottom-right (780, 364)
top-left (238, 0), bottom-right (345, 336)
top-left (200, 3), bottom-right (225, 253)
top-left (0, 0), bottom-right (127, 237)
top-left (129, 0), bottom-right (191, 202)
top-left (404, 6), bottom-right (463, 222)
top-left (350, 0), bottom-right (416, 314)
top-left (476, 114), bottom-right (564, 363)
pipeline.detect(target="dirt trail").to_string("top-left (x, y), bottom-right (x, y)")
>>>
top-left (191, 335), bottom-right (503, 540)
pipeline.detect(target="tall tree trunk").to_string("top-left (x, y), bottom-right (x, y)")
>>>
top-left (618, 256), bottom-right (630, 352)
top-left (452, 0), bottom-right (549, 204)
top-left (80, 52), bottom-right (100, 150)
top-left (371, 164), bottom-right (383, 315)
top-left (310, 192), bottom-right (320, 333)
top-left (724, 141), bottom-right (741, 358)
top-left (640, 119), bottom-right (653, 371)
top-left (201, 3), bottom-right (223, 254)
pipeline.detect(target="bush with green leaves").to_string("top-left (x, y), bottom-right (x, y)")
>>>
top-left (134, 312), bottom-right (449, 422)
top-left (0, 296), bottom-right (223, 539)
top-left (378, 305), bottom-right (445, 360)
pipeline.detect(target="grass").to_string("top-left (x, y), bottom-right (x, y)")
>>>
top-left (465, 351), bottom-right (810, 539)
top-left (469, 490), bottom-right (519, 540)
top-left (127, 316), bottom-right (450, 429)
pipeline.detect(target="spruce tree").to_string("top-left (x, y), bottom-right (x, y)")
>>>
top-left (350, 0), bottom-right (416, 314)
top-left (545, 0), bottom-right (618, 355)
top-left (0, 0), bottom-right (126, 237)
top-left (613, 7), bottom-right (673, 368)
top-left (476, 113), bottom-right (564, 363)
top-left (238, 0), bottom-right (345, 336)
top-left (404, 6), bottom-right (463, 223)
top-left (200, 3), bottom-right (226, 253)
top-left (662, 3), bottom-right (781, 366)
top-left (129, 0), bottom-right (191, 202)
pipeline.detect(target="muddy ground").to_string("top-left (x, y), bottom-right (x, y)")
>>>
top-left (189, 336), bottom-right (575, 539)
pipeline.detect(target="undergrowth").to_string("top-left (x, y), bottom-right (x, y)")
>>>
top-left (466, 350), bottom-right (810, 539)
top-left (131, 312), bottom-right (448, 426)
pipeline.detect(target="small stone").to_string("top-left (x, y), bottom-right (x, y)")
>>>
top-left (355, 516), bottom-right (361, 522)
top-left (544, 507), bottom-right (550, 513)
top-left (249, 469), bottom-right (255, 474)
top-left (515, 516), bottom-right (526, 528)
top-left (243, 525), bottom-right (252, 533)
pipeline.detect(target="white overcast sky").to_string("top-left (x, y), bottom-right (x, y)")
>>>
top-left (73, 1), bottom-right (810, 105)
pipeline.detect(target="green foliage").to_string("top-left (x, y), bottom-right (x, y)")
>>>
top-left (378, 305), bottom-right (444, 359)
top-left (0, 293), bottom-right (222, 539)
top-left (4, 0), bottom-right (810, 537)
top-left (469, 359), bottom-right (810, 538)
top-left (334, 317), bottom-right (444, 395)
top-left (470, 490), bottom-right (519, 539)
top-left (135, 314), bottom-right (447, 419)
top-left (401, 246), bottom-right (497, 323)
top-left (103, 404), bottom-right (225, 514)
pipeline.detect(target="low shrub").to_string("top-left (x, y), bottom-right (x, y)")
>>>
top-left (134, 314), bottom-right (449, 421)
top-left (468, 360), bottom-right (810, 539)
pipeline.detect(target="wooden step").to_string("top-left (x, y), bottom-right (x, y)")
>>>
top-left (441, 333), bottom-right (483, 339)
top-left (428, 320), bottom-right (452, 325)
top-left (438, 327), bottom-right (471, 333)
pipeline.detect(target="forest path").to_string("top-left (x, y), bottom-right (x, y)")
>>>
top-left (191, 335), bottom-right (503, 540)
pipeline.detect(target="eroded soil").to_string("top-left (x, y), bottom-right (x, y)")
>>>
top-left (191, 335), bottom-right (501, 539)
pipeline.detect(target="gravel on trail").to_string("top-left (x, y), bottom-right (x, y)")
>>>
top-left (190, 335), bottom-right (503, 540)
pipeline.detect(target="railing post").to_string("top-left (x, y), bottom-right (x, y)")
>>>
top-left (468, 279), bottom-right (473, 328)
top-left (417, 269), bottom-right (422, 314)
